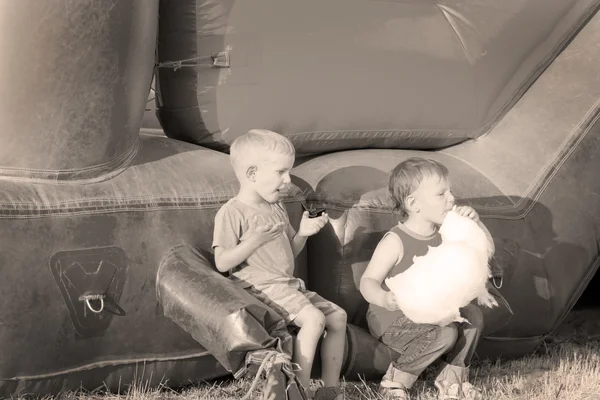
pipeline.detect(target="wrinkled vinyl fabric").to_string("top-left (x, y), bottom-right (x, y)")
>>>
top-left (157, 244), bottom-right (307, 400)
top-left (293, 11), bottom-right (600, 357)
top-left (154, 0), bottom-right (599, 154)
top-left (0, 0), bottom-right (157, 181)
top-left (156, 246), bottom-right (290, 373)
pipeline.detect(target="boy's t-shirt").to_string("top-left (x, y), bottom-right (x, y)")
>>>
top-left (212, 198), bottom-right (298, 288)
top-left (366, 223), bottom-right (442, 338)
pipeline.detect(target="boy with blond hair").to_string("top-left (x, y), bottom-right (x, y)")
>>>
top-left (212, 129), bottom-right (347, 400)
top-left (360, 157), bottom-right (492, 400)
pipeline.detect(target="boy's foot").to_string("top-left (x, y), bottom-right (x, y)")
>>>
top-left (436, 382), bottom-right (461, 400)
top-left (379, 385), bottom-right (410, 400)
top-left (313, 386), bottom-right (343, 400)
top-left (435, 380), bottom-right (482, 400)
top-left (460, 382), bottom-right (482, 400)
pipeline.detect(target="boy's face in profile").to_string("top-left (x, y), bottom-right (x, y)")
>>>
top-left (252, 152), bottom-right (294, 203)
top-left (409, 174), bottom-right (455, 225)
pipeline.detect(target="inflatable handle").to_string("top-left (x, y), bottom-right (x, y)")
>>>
top-left (78, 294), bottom-right (105, 314)
top-left (492, 275), bottom-right (504, 289)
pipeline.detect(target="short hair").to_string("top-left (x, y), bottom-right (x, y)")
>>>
top-left (229, 129), bottom-right (295, 176)
top-left (388, 157), bottom-right (449, 217)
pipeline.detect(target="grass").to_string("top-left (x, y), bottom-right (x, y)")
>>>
top-left (45, 341), bottom-right (600, 400)
top-left (19, 309), bottom-right (600, 400)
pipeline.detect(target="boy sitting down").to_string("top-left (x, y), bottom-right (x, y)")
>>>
top-left (212, 129), bottom-right (347, 400)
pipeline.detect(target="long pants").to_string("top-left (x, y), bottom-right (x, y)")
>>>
top-left (379, 303), bottom-right (484, 389)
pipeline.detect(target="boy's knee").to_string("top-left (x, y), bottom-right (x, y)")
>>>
top-left (297, 306), bottom-right (326, 332)
top-left (438, 324), bottom-right (459, 353)
top-left (326, 309), bottom-right (347, 332)
top-left (462, 304), bottom-right (485, 332)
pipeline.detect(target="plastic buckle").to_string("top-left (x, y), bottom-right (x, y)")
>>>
top-left (212, 51), bottom-right (230, 68)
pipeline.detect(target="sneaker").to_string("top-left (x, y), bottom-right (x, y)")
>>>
top-left (435, 380), bottom-right (461, 400)
top-left (313, 386), bottom-right (343, 400)
top-left (460, 382), bottom-right (482, 400)
top-left (435, 380), bottom-right (482, 400)
top-left (379, 385), bottom-right (410, 400)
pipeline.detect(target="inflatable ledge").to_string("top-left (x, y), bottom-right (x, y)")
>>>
top-left (156, 244), bottom-right (294, 377)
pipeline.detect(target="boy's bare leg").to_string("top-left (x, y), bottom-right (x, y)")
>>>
top-left (320, 310), bottom-right (347, 387)
top-left (292, 306), bottom-right (326, 388)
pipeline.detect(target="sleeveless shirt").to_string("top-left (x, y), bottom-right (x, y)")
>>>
top-left (366, 223), bottom-right (443, 338)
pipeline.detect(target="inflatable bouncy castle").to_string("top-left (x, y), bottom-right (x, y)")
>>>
top-left (2, 0), bottom-right (600, 397)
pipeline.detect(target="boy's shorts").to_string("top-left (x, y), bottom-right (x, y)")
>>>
top-left (246, 279), bottom-right (345, 325)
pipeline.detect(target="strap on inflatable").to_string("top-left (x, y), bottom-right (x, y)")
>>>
top-left (155, 50), bottom-right (231, 71)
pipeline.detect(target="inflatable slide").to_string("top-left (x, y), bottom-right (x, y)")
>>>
top-left (1, 0), bottom-right (599, 398)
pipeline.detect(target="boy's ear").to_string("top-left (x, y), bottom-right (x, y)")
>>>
top-left (405, 195), bottom-right (419, 213)
top-left (246, 165), bottom-right (257, 181)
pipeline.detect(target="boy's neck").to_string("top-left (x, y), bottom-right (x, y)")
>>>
top-left (236, 187), bottom-right (269, 209)
top-left (402, 216), bottom-right (437, 237)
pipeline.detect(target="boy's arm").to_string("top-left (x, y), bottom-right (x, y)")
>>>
top-left (287, 208), bottom-right (330, 257)
top-left (290, 232), bottom-right (308, 258)
top-left (212, 206), bottom-right (252, 273)
top-left (289, 218), bottom-right (329, 258)
top-left (360, 235), bottom-right (403, 308)
top-left (285, 209), bottom-right (306, 258)
top-left (214, 237), bottom-right (264, 273)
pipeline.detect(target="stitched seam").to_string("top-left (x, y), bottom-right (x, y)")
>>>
top-left (5, 351), bottom-right (215, 381)
top-left (0, 138), bottom-right (141, 183)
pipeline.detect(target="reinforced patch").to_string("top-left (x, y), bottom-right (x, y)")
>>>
top-left (50, 246), bottom-right (128, 338)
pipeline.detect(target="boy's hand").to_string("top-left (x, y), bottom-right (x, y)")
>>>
top-left (297, 211), bottom-right (329, 237)
top-left (251, 220), bottom-right (285, 245)
top-left (454, 205), bottom-right (480, 222)
top-left (383, 291), bottom-right (400, 311)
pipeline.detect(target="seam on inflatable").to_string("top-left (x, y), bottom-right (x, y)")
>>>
top-left (0, 180), bottom-right (304, 217)
top-left (482, 335), bottom-right (545, 342)
top-left (474, 1), bottom-right (600, 140)
top-left (4, 194), bottom-right (236, 206)
top-left (0, 137), bottom-right (139, 173)
top-left (0, 195), bottom-right (308, 218)
top-left (483, 103), bottom-right (600, 219)
top-left (4, 351), bottom-right (215, 381)
top-left (140, 128), bottom-right (165, 137)
top-left (339, 210), bottom-right (349, 301)
top-left (285, 130), bottom-right (468, 141)
top-left (3, 192), bottom-right (304, 208)
top-left (520, 101), bottom-right (600, 208)
top-left (436, 151), bottom-right (512, 202)
top-left (0, 136), bottom-right (141, 184)
top-left (440, 103), bottom-right (600, 218)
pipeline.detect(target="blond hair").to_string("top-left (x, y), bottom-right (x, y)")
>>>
top-left (388, 157), bottom-right (449, 217)
top-left (230, 129), bottom-right (295, 177)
